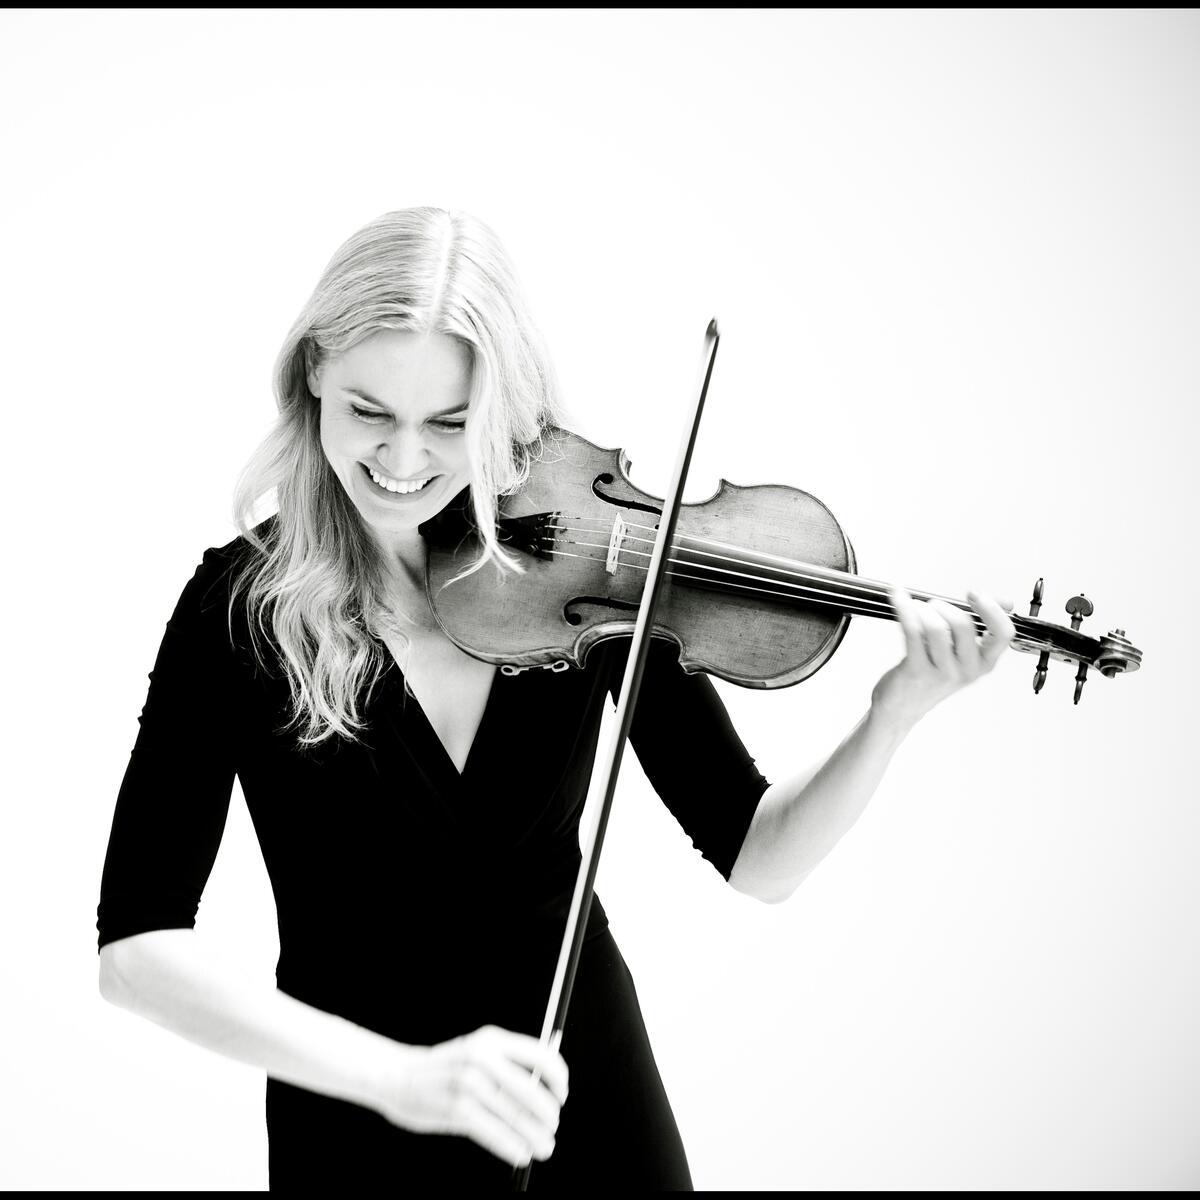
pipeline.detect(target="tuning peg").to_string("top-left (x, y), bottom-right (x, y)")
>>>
top-left (1029, 577), bottom-right (1044, 618)
top-left (1065, 593), bottom-right (1094, 630)
top-left (1029, 580), bottom-right (1048, 693)
top-left (1064, 594), bottom-right (1095, 704)
top-left (1033, 649), bottom-right (1050, 695)
top-left (1073, 660), bottom-right (1089, 705)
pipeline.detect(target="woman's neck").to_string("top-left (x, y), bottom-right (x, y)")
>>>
top-left (375, 530), bottom-right (428, 593)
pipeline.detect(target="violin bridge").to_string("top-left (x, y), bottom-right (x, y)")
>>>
top-left (606, 514), bottom-right (627, 575)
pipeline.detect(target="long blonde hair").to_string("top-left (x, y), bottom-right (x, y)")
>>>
top-left (228, 207), bottom-right (566, 747)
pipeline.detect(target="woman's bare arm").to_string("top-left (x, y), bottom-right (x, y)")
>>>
top-left (98, 928), bottom-right (402, 1112)
top-left (98, 929), bottom-right (568, 1167)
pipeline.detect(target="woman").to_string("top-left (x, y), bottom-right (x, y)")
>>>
top-left (96, 206), bottom-right (1015, 1190)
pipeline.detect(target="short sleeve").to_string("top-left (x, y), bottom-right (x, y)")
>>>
top-left (607, 639), bottom-right (772, 881)
top-left (96, 547), bottom-right (245, 952)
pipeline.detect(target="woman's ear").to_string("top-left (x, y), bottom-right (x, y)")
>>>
top-left (304, 342), bottom-right (323, 398)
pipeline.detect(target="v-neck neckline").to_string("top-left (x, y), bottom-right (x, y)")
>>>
top-left (373, 634), bottom-right (502, 783)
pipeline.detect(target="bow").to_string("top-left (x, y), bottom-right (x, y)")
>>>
top-left (513, 319), bottom-right (721, 1190)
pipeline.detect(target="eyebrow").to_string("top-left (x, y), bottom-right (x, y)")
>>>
top-left (343, 386), bottom-right (470, 418)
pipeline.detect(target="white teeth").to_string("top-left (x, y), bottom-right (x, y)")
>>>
top-left (367, 467), bottom-right (433, 495)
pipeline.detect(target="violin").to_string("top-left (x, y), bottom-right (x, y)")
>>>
top-left (423, 426), bottom-right (1143, 703)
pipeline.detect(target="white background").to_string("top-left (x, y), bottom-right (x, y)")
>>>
top-left (1, 8), bottom-right (1196, 1190)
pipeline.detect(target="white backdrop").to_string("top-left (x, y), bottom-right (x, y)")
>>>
top-left (1, 9), bottom-right (1195, 1191)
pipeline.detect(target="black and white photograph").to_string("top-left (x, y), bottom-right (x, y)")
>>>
top-left (1, 8), bottom-right (1195, 1191)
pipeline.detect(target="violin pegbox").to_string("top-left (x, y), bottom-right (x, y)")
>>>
top-left (1020, 578), bottom-right (1142, 704)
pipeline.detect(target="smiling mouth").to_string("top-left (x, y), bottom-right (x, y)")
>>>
top-left (360, 463), bottom-right (440, 496)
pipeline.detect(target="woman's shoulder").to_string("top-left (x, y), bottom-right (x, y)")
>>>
top-left (185, 514), bottom-right (279, 617)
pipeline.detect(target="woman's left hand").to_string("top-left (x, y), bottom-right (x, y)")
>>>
top-left (870, 586), bottom-right (1016, 732)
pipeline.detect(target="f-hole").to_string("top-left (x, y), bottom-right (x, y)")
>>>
top-left (563, 596), bottom-right (641, 626)
top-left (591, 473), bottom-right (663, 516)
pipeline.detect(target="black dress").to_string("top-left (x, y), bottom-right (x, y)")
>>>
top-left (96, 518), bottom-right (771, 1191)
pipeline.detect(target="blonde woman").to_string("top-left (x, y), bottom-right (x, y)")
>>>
top-left (96, 207), bottom-right (1015, 1190)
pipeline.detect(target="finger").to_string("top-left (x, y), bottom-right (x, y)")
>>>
top-left (485, 1029), bottom-right (570, 1106)
top-left (467, 1066), bottom-right (557, 1163)
top-left (968, 589), bottom-right (1016, 669)
top-left (454, 1093), bottom-right (539, 1169)
top-left (888, 585), bottom-right (933, 672)
top-left (975, 589), bottom-right (1016, 642)
top-left (927, 598), bottom-right (982, 676)
top-left (483, 1052), bottom-right (562, 1136)
top-left (918, 603), bottom-right (956, 672)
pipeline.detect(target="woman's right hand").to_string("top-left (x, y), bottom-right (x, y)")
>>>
top-left (370, 1024), bottom-right (570, 1168)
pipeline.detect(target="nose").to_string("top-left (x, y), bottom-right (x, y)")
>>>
top-left (375, 428), bottom-right (433, 479)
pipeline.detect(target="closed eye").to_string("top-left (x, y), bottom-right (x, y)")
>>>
top-left (350, 404), bottom-right (466, 432)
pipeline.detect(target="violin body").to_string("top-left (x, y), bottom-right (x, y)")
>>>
top-left (426, 427), bottom-right (857, 687)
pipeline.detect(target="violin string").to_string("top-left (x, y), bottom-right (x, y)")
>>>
top-left (532, 536), bottom-right (1051, 650)
top-left (534, 543), bottom-right (1029, 635)
top-left (550, 514), bottom-right (934, 601)
top-left (536, 539), bottom-right (1001, 635)
top-left (615, 530), bottom-right (972, 613)
top-left (536, 539), bottom-right (1054, 650)
top-left (546, 517), bottom-right (1032, 637)
top-left (538, 544), bottom-right (902, 622)
top-left (552, 514), bottom-right (976, 609)
top-left (548, 534), bottom-right (898, 617)
top-left (549, 528), bottom-right (989, 632)
top-left (547, 524), bottom-right (990, 633)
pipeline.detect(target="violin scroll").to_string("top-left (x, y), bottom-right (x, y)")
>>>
top-left (1094, 629), bottom-right (1143, 678)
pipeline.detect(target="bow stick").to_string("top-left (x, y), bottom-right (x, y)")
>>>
top-left (512, 319), bottom-right (721, 1190)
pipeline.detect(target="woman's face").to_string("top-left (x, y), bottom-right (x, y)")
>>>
top-left (311, 329), bottom-right (473, 551)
